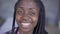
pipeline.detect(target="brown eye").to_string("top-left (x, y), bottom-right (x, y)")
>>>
top-left (17, 11), bottom-right (23, 15)
top-left (29, 11), bottom-right (35, 16)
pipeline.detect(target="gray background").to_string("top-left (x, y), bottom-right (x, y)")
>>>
top-left (0, 0), bottom-right (59, 25)
top-left (0, 0), bottom-right (60, 34)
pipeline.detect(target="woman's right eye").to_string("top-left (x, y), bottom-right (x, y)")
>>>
top-left (17, 11), bottom-right (23, 15)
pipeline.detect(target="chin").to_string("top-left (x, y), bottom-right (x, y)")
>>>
top-left (21, 28), bottom-right (32, 32)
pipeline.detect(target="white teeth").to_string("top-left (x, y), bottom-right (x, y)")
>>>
top-left (21, 23), bottom-right (31, 28)
top-left (21, 23), bottom-right (31, 26)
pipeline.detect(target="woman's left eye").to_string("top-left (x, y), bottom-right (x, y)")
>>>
top-left (29, 11), bottom-right (35, 16)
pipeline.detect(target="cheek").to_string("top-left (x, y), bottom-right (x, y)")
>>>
top-left (32, 17), bottom-right (38, 26)
top-left (16, 14), bottom-right (22, 23)
top-left (32, 16), bottom-right (38, 22)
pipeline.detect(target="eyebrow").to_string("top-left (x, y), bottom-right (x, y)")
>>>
top-left (29, 8), bottom-right (39, 11)
top-left (18, 7), bottom-right (24, 10)
top-left (29, 8), bottom-right (33, 10)
top-left (17, 7), bottom-right (38, 10)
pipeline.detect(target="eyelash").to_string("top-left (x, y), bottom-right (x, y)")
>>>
top-left (17, 11), bottom-right (23, 15)
top-left (16, 11), bottom-right (35, 16)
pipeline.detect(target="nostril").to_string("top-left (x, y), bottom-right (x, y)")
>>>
top-left (21, 18), bottom-right (32, 23)
top-left (21, 16), bottom-right (32, 23)
top-left (23, 19), bottom-right (27, 22)
top-left (23, 19), bottom-right (29, 23)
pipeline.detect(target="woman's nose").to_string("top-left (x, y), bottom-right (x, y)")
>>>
top-left (22, 16), bottom-right (32, 23)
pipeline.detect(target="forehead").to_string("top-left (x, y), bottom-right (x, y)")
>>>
top-left (16, 1), bottom-right (39, 9)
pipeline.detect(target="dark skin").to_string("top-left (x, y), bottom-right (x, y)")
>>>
top-left (16, 0), bottom-right (40, 34)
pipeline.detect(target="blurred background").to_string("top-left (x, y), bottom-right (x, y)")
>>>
top-left (0, 0), bottom-right (60, 34)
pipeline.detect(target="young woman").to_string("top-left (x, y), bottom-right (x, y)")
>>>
top-left (5, 0), bottom-right (48, 34)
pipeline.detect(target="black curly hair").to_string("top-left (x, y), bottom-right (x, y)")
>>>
top-left (11, 0), bottom-right (48, 34)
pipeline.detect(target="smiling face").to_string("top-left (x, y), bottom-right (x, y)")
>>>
top-left (16, 0), bottom-right (39, 32)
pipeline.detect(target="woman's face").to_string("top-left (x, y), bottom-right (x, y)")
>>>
top-left (16, 1), bottom-right (39, 32)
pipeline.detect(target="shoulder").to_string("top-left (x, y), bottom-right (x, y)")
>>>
top-left (5, 30), bottom-right (11, 34)
top-left (44, 31), bottom-right (48, 34)
top-left (4, 27), bottom-right (17, 34)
